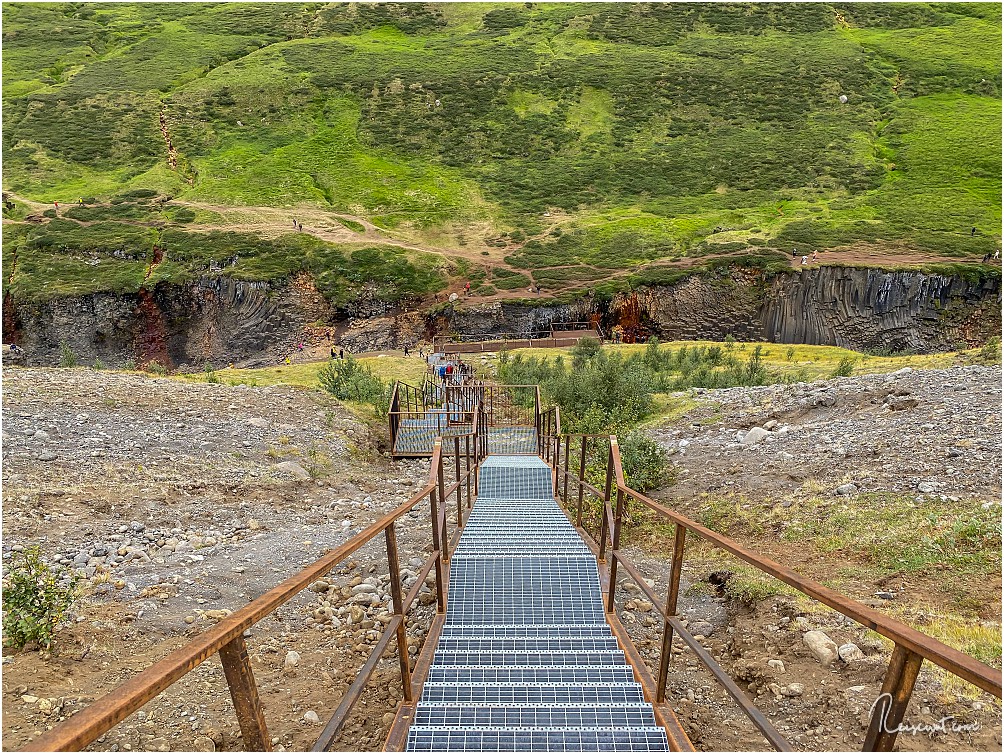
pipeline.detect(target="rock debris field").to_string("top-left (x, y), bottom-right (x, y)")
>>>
top-left (2, 368), bottom-right (445, 752)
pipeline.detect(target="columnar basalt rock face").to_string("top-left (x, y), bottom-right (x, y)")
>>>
top-left (619, 267), bottom-right (1001, 352)
top-left (444, 300), bottom-right (599, 339)
top-left (6, 266), bottom-right (1000, 366)
top-left (11, 276), bottom-right (329, 368)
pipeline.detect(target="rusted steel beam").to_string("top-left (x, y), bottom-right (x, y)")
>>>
top-left (385, 524), bottom-right (413, 704)
top-left (627, 492), bottom-right (1002, 696)
top-left (219, 635), bottom-right (271, 752)
top-left (605, 488), bottom-right (626, 613)
top-left (612, 553), bottom-right (666, 620)
top-left (384, 613), bottom-right (447, 752)
top-left (668, 617), bottom-right (792, 752)
top-left (607, 610), bottom-right (694, 753)
top-left (657, 524), bottom-right (687, 703)
top-left (24, 480), bottom-right (438, 752)
top-left (562, 435), bottom-right (571, 503)
top-left (863, 644), bottom-right (924, 752)
top-left (402, 551), bottom-right (439, 615)
top-left (576, 435), bottom-right (588, 527)
top-left (311, 615), bottom-right (403, 751)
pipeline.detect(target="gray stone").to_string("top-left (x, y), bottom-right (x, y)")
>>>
top-left (803, 630), bottom-right (839, 667)
top-left (917, 481), bottom-right (937, 494)
top-left (304, 710), bottom-right (320, 724)
top-left (274, 461), bottom-right (311, 481)
top-left (838, 643), bottom-right (866, 663)
top-left (38, 450), bottom-right (57, 461)
top-left (835, 483), bottom-right (858, 496)
top-left (284, 650), bottom-right (301, 670)
top-left (191, 736), bottom-right (216, 752)
top-left (782, 683), bottom-right (805, 697)
top-left (741, 427), bottom-right (770, 446)
top-left (763, 420), bottom-right (779, 431)
top-left (689, 620), bottom-right (714, 637)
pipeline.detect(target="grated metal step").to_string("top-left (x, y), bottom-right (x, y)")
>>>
top-left (406, 453), bottom-right (668, 752)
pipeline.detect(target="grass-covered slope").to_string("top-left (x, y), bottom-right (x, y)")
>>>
top-left (2, 2), bottom-right (1001, 302)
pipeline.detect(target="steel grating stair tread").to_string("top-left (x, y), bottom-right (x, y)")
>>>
top-left (406, 454), bottom-right (668, 752)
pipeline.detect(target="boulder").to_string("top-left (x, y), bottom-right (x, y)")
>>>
top-left (803, 630), bottom-right (839, 666)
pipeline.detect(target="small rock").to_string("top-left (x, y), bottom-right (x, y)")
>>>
top-left (689, 621), bottom-right (714, 637)
top-left (838, 643), bottom-right (866, 662)
top-left (309, 580), bottom-right (330, 593)
top-left (304, 710), bottom-right (320, 724)
top-left (917, 481), bottom-right (937, 494)
top-left (803, 630), bottom-right (839, 667)
top-left (273, 461), bottom-right (311, 481)
top-left (876, 591), bottom-right (896, 600)
top-left (191, 736), bottom-right (216, 752)
top-left (284, 650), bottom-right (301, 670)
top-left (782, 683), bottom-right (805, 698)
top-left (38, 450), bottom-right (57, 462)
top-left (835, 483), bottom-right (858, 496)
top-left (767, 659), bottom-right (785, 672)
top-left (184, 615), bottom-right (196, 624)
top-left (741, 427), bottom-right (769, 446)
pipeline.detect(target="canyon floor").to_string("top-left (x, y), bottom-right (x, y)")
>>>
top-left (2, 363), bottom-right (1001, 752)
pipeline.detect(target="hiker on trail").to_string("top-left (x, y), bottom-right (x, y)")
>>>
top-left (972, 227), bottom-right (977, 236)
top-left (330, 345), bottom-right (337, 359)
top-left (801, 255), bottom-right (808, 266)
top-left (439, 364), bottom-right (447, 384)
top-left (464, 281), bottom-right (471, 296)
top-left (446, 363), bottom-right (454, 381)
top-left (297, 342), bottom-right (304, 352)
top-left (404, 345), bottom-right (410, 357)
top-left (812, 251), bottom-right (818, 263)
top-left (419, 346), bottom-right (425, 359)
top-left (339, 347), bottom-right (344, 359)
top-left (995, 250), bottom-right (1001, 260)
top-left (284, 356), bottom-right (291, 365)
top-left (792, 248), bottom-right (797, 258)
top-left (292, 219), bottom-right (297, 228)
top-left (54, 201), bottom-right (59, 211)
top-left (78, 198), bottom-right (83, 206)
top-left (535, 285), bottom-right (541, 295)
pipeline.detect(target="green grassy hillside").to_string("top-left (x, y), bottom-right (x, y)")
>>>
top-left (2, 2), bottom-right (1001, 303)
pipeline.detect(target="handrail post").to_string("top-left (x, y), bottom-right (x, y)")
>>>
top-left (385, 522), bottom-right (413, 702)
top-left (576, 435), bottom-right (587, 527)
top-left (598, 440), bottom-right (614, 563)
top-left (219, 635), bottom-right (271, 752)
top-left (605, 487), bottom-right (625, 613)
top-left (553, 435), bottom-right (562, 496)
top-left (863, 644), bottom-right (924, 751)
top-left (656, 524), bottom-right (687, 702)
top-left (465, 434), bottom-right (472, 507)
top-left (562, 435), bottom-right (571, 504)
top-left (436, 448), bottom-right (448, 560)
top-left (428, 475), bottom-right (446, 614)
top-left (454, 435), bottom-right (463, 525)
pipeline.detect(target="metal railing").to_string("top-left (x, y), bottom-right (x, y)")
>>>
top-left (542, 430), bottom-right (1003, 753)
top-left (23, 413), bottom-right (487, 753)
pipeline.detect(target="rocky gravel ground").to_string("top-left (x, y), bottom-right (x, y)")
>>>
top-left (1, 367), bottom-right (451, 752)
top-left (620, 364), bottom-right (1003, 751)
top-left (649, 364), bottom-right (1001, 503)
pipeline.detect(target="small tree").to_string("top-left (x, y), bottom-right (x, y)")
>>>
top-left (2, 547), bottom-right (79, 650)
top-left (318, 356), bottom-right (387, 414)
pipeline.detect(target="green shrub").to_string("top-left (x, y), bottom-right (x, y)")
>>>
top-left (832, 355), bottom-right (856, 377)
top-left (92, 357), bottom-right (105, 370)
top-left (59, 340), bottom-right (77, 367)
top-left (619, 431), bottom-right (671, 492)
top-left (2, 546), bottom-right (79, 650)
top-left (319, 356), bottom-right (388, 415)
top-left (979, 336), bottom-right (1001, 363)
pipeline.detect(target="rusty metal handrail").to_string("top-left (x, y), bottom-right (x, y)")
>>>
top-left (543, 431), bottom-right (1003, 753)
top-left (24, 406), bottom-right (487, 753)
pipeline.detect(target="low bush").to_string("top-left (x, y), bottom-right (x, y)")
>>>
top-left (2, 547), bottom-right (79, 650)
top-left (318, 356), bottom-right (388, 415)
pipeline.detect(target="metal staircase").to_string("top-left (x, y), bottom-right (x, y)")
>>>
top-left (405, 455), bottom-right (669, 752)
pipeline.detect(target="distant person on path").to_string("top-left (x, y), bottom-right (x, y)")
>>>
top-left (464, 281), bottom-right (471, 296)
top-left (792, 248), bottom-right (797, 258)
top-left (801, 255), bottom-right (808, 266)
top-left (972, 227), bottom-right (977, 236)
top-left (812, 251), bottom-right (818, 263)
top-left (995, 250), bottom-right (1001, 260)
top-left (330, 345), bottom-right (337, 359)
top-left (78, 198), bottom-right (83, 206)
top-left (292, 218), bottom-right (297, 228)
top-left (404, 345), bottom-right (410, 357)
top-left (54, 201), bottom-right (59, 211)
top-left (419, 347), bottom-right (425, 359)
top-left (339, 348), bottom-right (344, 359)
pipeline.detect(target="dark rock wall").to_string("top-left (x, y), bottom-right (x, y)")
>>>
top-left (6, 266), bottom-right (1000, 366)
top-left (619, 266), bottom-right (1001, 352)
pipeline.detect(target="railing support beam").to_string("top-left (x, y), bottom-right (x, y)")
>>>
top-left (219, 635), bottom-right (271, 753)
